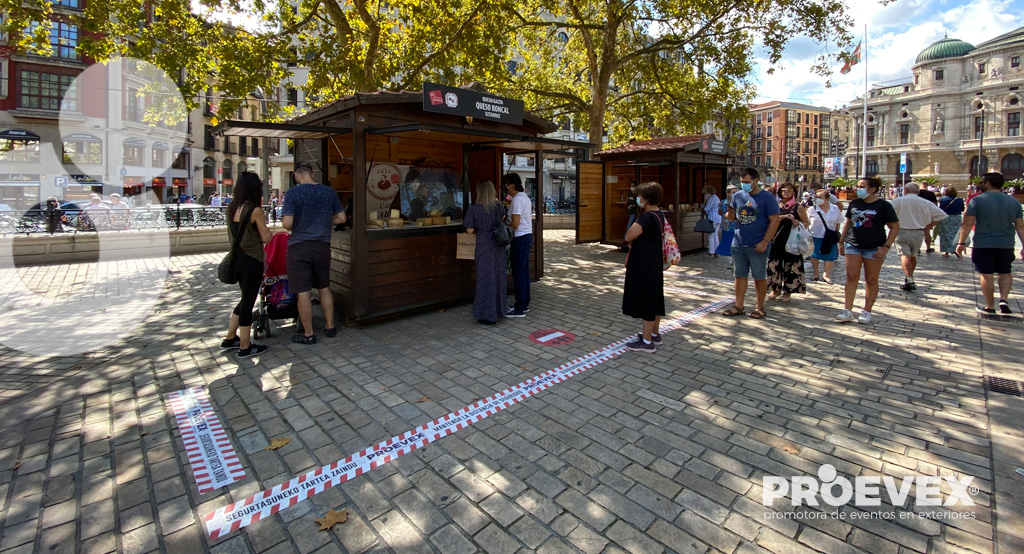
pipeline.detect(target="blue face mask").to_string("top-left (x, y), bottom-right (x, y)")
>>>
top-left (740, 183), bottom-right (753, 193)
top-left (856, 188), bottom-right (869, 199)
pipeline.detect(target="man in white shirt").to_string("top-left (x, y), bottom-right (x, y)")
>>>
top-left (210, 193), bottom-right (222, 207)
top-left (504, 174), bottom-right (533, 317)
top-left (890, 182), bottom-right (948, 291)
top-left (108, 193), bottom-right (129, 210)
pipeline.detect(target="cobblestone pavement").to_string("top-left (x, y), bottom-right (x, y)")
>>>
top-left (0, 230), bottom-right (1022, 554)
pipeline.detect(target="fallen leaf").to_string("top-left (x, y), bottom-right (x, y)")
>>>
top-left (417, 396), bottom-right (429, 403)
top-left (380, 387), bottom-right (387, 392)
top-left (782, 444), bottom-right (800, 454)
top-left (266, 437), bottom-right (291, 450)
top-left (315, 509), bottom-right (349, 531)
top-left (591, 332), bottom-right (602, 337)
top-left (10, 463), bottom-right (20, 470)
top-left (437, 309), bottom-right (445, 313)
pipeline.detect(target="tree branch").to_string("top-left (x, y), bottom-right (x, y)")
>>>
top-left (523, 87), bottom-right (588, 112)
top-left (618, 0), bottom-right (747, 65)
top-left (394, 0), bottom-right (490, 91)
top-left (272, 0), bottom-right (323, 38)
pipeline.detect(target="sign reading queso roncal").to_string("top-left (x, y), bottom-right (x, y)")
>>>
top-left (422, 83), bottom-right (524, 125)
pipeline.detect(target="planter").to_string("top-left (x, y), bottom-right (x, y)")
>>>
top-left (837, 191), bottom-right (854, 200)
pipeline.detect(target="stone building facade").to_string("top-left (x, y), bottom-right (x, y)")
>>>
top-left (846, 26), bottom-right (1024, 187)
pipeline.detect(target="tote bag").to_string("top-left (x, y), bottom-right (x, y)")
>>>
top-left (785, 222), bottom-right (813, 257)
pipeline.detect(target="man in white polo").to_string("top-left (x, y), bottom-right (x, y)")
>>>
top-left (889, 182), bottom-right (947, 291)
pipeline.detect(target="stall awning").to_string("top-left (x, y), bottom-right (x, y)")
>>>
top-left (368, 123), bottom-right (592, 152)
top-left (210, 120), bottom-right (352, 140)
top-left (0, 129), bottom-right (41, 141)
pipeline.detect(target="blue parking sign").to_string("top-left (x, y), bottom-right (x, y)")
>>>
top-left (54, 176), bottom-right (68, 188)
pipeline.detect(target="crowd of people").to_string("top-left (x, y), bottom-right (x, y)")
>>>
top-left (615, 168), bottom-right (1023, 352)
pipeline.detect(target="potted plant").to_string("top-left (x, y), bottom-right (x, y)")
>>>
top-left (832, 177), bottom-right (856, 199)
top-left (1004, 178), bottom-right (1024, 203)
top-left (918, 175), bottom-right (940, 187)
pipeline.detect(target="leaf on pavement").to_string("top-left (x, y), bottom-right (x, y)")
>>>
top-left (266, 437), bottom-right (291, 450)
top-left (417, 396), bottom-right (429, 403)
top-left (315, 509), bottom-right (349, 531)
top-left (782, 443), bottom-right (799, 454)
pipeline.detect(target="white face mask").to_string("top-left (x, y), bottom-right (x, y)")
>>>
top-left (816, 197), bottom-right (827, 206)
top-left (630, 186), bottom-right (636, 193)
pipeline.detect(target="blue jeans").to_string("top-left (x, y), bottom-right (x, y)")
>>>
top-left (511, 234), bottom-right (533, 311)
top-left (731, 244), bottom-right (769, 280)
top-left (626, 213), bottom-right (637, 234)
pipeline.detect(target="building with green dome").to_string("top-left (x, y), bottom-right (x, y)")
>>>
top-left (845, 27), bottom-right (1024, 187)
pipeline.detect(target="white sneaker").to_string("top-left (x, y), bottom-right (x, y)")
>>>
top-left (858, 310), bottom-right (873, 324)
top-left (834, 309), bottom-right (855, 322)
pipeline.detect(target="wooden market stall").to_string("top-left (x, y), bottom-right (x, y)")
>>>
top-left (212, 84), bottom-right (588, 323)
top-left (581, 135), bottom-right (733, 252)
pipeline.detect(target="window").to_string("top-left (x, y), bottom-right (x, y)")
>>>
top-left (19, 70), bottom-right (76, 110)
top-left (238, 137), bottom-right (247, 156)
top-left (813, 115), bottom-right (818, 125)
top-left (1002, 153), bottom-right (1024, 179)
top-left (0, 139), bottom-right (41, 162)
top-left (756, 114), bottom-right (762, 125)
top-left (753, 140), bottom-right (761, 152)
top-left (1013, 56), bottom-right (1020, 69)
top-left (172, 150), bottom-right (189, 170)
top-left (1009, 112), bottom-right (1021, 137)
top-left (63, 138), bottom-right (101, 164)
top-left (204, 125), bottom-right (214, 150)
top-left (866, 127), bottom-right (875, 147)
top-left (222, 159), bottom-right (233, 182)
top-left (126, 88), bottom-right (144, 122)
top-left (766, 156), bottom-right (772, 167)
top-left (915, 74), bottom-right (920, 85)
top-left (223, 138), bottom-right (233, 153)
top-left (286, 87), bottom-right (298, 107)
top-left (755, 156), bottom-right (761, 166)
top-left (767, 126), bottom-right (773, 137)
top-left (979, 62), bottom-right (986, 75)
top-left (203, 157), bottom-right (215, 178)
top-left (804, 114), bottom-right (810, 124)
top-left (767, 112), bottom-right (773, 123)
top-left (794, 142), bottom-right (801, 153)
top-left (900, 123), bottom-right (910, 144)
top-left (934, 69), bottom-right (944, 81)
top-left (804, 140), bottom-right (810, 152)
top-left (813, 142), bottom-right (818, 154)
top-left (755, 128), bottom-right (762, 138)
top-left (975, 116), bottom-right (984, 138)
top-left (122, 145), bottom-right (145, 166)
top-left (866, 160), bottom-right (878, 176)
top-left (813, 128), bottom-right (818, 139)
top-left (34, 21), bottom-right (79, 59)
top-left (251, 138), bottom-right (259, 157)
top-left (151, 149), bottom-right (165, 167)
top-left (766, 141), bottom-right (772, 152)
top-left (813, 157), bottom-right (817, 169)
top-left (52, 0), bottom-right (80, 7)
top-left (971, 156), bottom-right (988, 177)
top-left (203, 88), bottom-right (214, 115)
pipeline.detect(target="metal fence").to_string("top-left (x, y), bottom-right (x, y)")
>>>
top-left (0, 205), bottom-right (283, 236)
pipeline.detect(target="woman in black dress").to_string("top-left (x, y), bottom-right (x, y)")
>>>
top-left (767, 182), bottom-right (810, 301)
top-left (463, 180), bottom-right (508, 324)
top-left (622, 182), bottom-right (666, 353)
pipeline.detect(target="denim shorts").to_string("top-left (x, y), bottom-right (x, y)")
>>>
top-left (844, 243), bottom-right (878, 259)
top-left (731, 244), bottom-right (769, 280)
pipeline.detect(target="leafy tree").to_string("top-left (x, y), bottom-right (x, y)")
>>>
top-left (500, 0), bottom-right (859, 150)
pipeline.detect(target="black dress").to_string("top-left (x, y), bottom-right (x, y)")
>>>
top-left (464, 203), bottom-right (508, 323)
top-left (622, 211), bottom-right (666, 321)
top-left (767, 202), bottom-right (806, 295)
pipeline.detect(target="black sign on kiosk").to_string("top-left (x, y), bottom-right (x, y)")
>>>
top-left (422, 83), bottom-right (524, 125)
top-left (698, 137), bottom-right (726, 154)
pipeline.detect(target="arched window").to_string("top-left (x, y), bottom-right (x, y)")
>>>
top-left (203, 157), bottom-right (215, 178)
top-left (866, 160), bottom-right (878, 176)
top-left (238, 161), bottom-right (248, 175)
top-left (222, 159), bottom-right (233, 182)
top-left (1002, 153), bottom-right (1024, 180)
top-left (970, 156), bottom-right (989, 178)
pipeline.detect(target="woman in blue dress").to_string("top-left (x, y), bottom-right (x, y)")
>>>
top-left (716, 184), bottom-right (739, 257)
top-left (463, 180), bottom-right (508, 324)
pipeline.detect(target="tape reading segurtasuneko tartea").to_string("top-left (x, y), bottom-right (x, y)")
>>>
top-left (166, 387), bottom-right (246, 494)
top-left (202, 297), bottom-right (733, 538)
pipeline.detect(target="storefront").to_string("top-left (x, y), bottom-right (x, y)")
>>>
top-left (169, 177), bottom-right (188, 204)
top-left (202, 177), bottom-right (217, 200)
top-left (0, 174), bottom-right (40, 210)
top-left (212, 83), bottom-right (588, 322)
top-left (583, 135), bottom-right (733, 253)
top-left (0, 129), bottom-right (42, 209)
top-left (66, 174), bottom-right (103, 202)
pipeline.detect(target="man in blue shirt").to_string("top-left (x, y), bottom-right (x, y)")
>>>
top-left (957, 172), bottom-right (1024, 314)
top-left (282, 162), bottom-right (347, 343)
top-left (721, 168), bottom-right (780, 319)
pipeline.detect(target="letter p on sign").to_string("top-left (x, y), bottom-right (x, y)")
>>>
top-left (763, 477), bottom-right (789, 506)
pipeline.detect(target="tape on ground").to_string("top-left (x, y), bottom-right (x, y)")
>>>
top-left (202, 297), bottom-right (733, 538)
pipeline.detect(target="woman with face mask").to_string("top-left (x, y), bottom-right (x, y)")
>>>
top-left (809, 189), bottom-right (845, 283)
top-left (836, 177), bottom-right (900, 324)
top-left (766, 183), bottom-right (811, 301)
top-left (716, 185), bottom-right (739, 261)
top-left (701, 185), bottom-right (722, 257)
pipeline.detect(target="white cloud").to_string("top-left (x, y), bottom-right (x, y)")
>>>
top-left (751, 0), bottom-right (1024, 109)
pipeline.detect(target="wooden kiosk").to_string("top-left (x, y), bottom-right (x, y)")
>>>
top-left (581, 135), bottom-right (733, 252)
top-left (212, 84), bottom-right (588, 323)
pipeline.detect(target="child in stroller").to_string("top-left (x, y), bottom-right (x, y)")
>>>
top-left (253, 233), bottom-right (299, 338)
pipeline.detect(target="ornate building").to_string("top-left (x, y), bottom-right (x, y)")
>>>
top-left (846, 26), bottom-right (1024, 186)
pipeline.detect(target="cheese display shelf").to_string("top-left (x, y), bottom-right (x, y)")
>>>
top-left (212, 84), bottom-right (589, 323)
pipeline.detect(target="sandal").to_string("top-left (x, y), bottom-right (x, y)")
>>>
top-left (749, 307), bottom-right (766, 319)
top-left (721, 306), bottom-right (745, 316)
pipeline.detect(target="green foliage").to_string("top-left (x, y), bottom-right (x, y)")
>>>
top-left (917, 175), bottom-right (940, 186)
top-left (831, 177), bottom-right (855, 189)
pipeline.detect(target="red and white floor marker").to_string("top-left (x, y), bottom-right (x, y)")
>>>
top-left (529, 329), bottom-right (576, 345)
top-left (202, 297), bottom-right (733, 539)
top-left (166, 387), bottom-right (246, 494)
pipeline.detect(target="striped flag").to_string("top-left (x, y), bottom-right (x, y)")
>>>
top-left (840, 42), bottom-right (862, 75)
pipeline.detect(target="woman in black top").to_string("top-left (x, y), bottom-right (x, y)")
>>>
top-left (222, 172), bottom-right (274, 357)
top-left (767, 183), bottom-right (810, 301)
top-left (835, 177), bottom-right (900, 324)
top-left (622, 182), bottom-right (666, 353)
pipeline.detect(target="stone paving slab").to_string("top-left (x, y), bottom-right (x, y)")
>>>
top-left (0, 230), bottom-right (1021, 554)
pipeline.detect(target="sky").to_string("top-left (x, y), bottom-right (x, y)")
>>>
top-left (751, 0), bottom-right (1024, 109)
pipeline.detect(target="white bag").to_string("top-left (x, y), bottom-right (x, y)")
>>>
top-left (785, 223), bottom-right (813, 257)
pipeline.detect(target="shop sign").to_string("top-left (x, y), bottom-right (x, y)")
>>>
top-left (70, 174), bottom-right (100, 183)
top-left (0, 129), bottom-right (41, 140)
top-left (222, 179), bottom-right (233, 187)
top-left (697, 137), bottom-right (726, 154)
top-left (0, 173), bottom-right (39, 186)
top-left (152, 177), bottom-right (166, 185)
top-left (422, 82), bottom-right (524, 125)
top-left (203, 178), bottom-right (217, 186)
top-left (171, 178), bottom-right (187, 185)
top-left (366, 164), bottom-right (402, 220)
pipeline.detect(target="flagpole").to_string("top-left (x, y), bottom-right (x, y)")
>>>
top-left (862, 24), bottom-right (868, 178)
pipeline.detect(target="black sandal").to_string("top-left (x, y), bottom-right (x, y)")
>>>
top-left (721, 306), bottom-right (745, 316)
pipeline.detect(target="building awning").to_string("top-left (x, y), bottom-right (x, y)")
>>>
top-left (368, 123), bottom-right (592, 152)
top-left (63, 133), bottom-right (101, 142)
top-left (0, 129), bottom-right (41, 141)
top-left (211, 120), bottom-right (352, 140)
top-left (152, 142), bottom-right (170, 150)
top-left (123, 138), bottom-right (147, 147)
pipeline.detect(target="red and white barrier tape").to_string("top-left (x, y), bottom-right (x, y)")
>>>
top-left (166, 387), bottom-right (246, 494)
top-left (202, 297), bottom-right (733, 538)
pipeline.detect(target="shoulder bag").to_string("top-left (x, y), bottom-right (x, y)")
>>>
top-left (218, 204), bottom-right (256, 285)
top-left (816, 208), bottom-right (840, 255)
top-left (693, 208), bottom-right (716, 234)
top-left (493, 206), bottom-right (514, 247)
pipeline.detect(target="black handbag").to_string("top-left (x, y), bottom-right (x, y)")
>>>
top-left (493, 207), bottom-right (514, 247)
top-left (218, 205), bottom-right (256, 285)
top-left (817, 208), bottom-right (840, 254)
top-left (693, 209), bottom-right (716, 234)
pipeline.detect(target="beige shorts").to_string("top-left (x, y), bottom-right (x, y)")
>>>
top-left (895, 229), bottom-right (924, 257)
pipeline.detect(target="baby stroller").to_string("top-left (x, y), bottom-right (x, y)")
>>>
top-left (253, 233), bottom-right (299, 338)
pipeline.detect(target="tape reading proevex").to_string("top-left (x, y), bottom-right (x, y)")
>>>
top-left (202, 297), bottom-right (732, 538)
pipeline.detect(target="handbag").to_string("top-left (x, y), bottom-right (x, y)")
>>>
top-left (816, 208), bottom-right (840, 254)
top-left (218, 204), bottom-right (256, 285)
top-left (785, 221), bottom-right (813, 257)
top-left (492, 208), bottom-right (514, 247)
top-left (659, 211), bottom-right (681, 269)
top-left (693, 209), bottom-right (716, 234)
